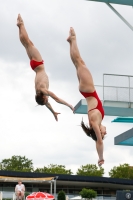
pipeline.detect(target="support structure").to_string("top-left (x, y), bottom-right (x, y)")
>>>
top-left (50, 181), bottom-right (52, 195)
top-left (54, 178), bottom-right (57, 200)
top-left (54, 179), bottom-right (56, 195)
top-left (87, 0), bottom-right (133, 6)
top-left (0, 192), bottom-right (2, 200)
top-left (106, 3), bottom-right (133, 31)
top-left (87, 0), bottom-right (133, 31)
top-left (114, 128), bottom-right (133, 146)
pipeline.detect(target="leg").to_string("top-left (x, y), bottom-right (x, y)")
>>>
top-left (67, 27), bottom-right (95, 92)
top-left (16, 192), bottom-right (20, 200)
top-left (17, 14), bottom-right (42, 61)
top-left (20, 192), bottom-right (24, 200)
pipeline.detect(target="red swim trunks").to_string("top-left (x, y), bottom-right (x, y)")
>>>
top-left (30, 60), bottom-right (44, 70)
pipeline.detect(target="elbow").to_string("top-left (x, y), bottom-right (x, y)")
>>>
top-left (54, 98), bottom-right (60, 103)
top-left (55, 99), bottom-right (59, 103)
top-left (96, 139), bottom-right (103, 145)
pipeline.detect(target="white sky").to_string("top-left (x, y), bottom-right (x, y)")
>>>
top-left (0, 0), bottom-right (133, 177)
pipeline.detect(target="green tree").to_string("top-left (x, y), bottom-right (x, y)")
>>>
top-left (57, 190), bottom-right (66, 200)
top-left (79, 188), bottom-right (97, 200)
top-left (34, 164), bottom-right (73, 174)
top-left (25, 192), bottom-right (31, 198)
top-left (0, 155), bottom-right (34, 172)
top-left (76, 164), bottom-right (104, 176)
top-left (109, 163), bottom-right (133, 179)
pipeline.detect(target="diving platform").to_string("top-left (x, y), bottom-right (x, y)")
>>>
top-left (74, 74), bottom-right (133, 117)
top-left (74, 99), bottom-right (133, 117)
top-left (87, 0), bottom-right (133, 6)
top-left (112, 117), bottom-right (133, 123)
top-left (114, 128), bottom-right (133, 146)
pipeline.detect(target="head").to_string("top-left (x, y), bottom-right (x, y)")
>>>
top-left (81, 120), bottom-right (105, 141)
top-left (35, 93), bottom-right (48, 105)
top-left (18, 180), bottom-right (22, 184)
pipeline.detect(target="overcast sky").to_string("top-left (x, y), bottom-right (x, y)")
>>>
top-left (0, 0), bottom-right (133, 177)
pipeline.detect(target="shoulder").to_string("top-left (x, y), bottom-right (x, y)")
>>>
top-left (39, 88), bottom-right (49, 96)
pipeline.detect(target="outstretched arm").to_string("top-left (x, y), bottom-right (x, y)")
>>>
top-left (91, 122), bottom-right (104, 166)
top-left (46, 102), bottom-right (60, 121)
top-left (47, 90), bottom-right (74, 111)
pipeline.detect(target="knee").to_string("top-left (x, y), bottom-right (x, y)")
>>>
top-left (20, 35), bottom-right (33, 47)
top-left (80, 58), bottom-right (85, 65)
top-left (74, 57), bottom-right (85, 67)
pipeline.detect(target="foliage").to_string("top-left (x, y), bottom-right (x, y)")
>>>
top-left (79, 188), bottom-right (97, 200)
top-left (34, 164), bottom-right (73, 174)
top-left (2, 199), bottom-right (11, 200)
top-left (109, 163), bottom-right (133, 179)
top-left (25, 192), bottom-right (31, 198)
top-left (57, 190), bottom-right (66, 200)
top-left (76, 164), bottom-right (104, 176)
top-left (0, 155), bottom-right (34, 172)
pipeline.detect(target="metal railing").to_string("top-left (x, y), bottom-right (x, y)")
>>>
top-left (94, 74), bottom-right (133, 104)
top-left (0, 191), bottom-right (14, 199)
top-left (103, 74), bottom-right (133, 103)
top-left (68, 194), bottom-right (116, 200)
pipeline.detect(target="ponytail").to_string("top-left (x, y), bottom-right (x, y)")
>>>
top-left (81, 119), bottom-right (97, 141)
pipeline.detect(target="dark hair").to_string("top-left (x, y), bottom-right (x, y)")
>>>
top-left (81, 120), bottom-right (97, 141)
top-left (35, 93), bottom-right (44, 105)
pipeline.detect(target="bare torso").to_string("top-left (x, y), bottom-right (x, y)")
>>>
top-left (85, 97), bottom-right (101, 123)
top-left (34, 64), bottom-right (49, 93)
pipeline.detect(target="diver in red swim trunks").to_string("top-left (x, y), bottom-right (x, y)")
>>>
top-left (67, 27), bottom-right (107, 166)
top-left (17, 14), bottom-right (74, 121)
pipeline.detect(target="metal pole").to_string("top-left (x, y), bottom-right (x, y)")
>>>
top-left (0, 192), bottom-right (2, 200)
top-left (54, 179), bottom-right (56, 200)
top-left (103, 73), bottom-right (133, 78)
top-left (50, 181), bottom-right (52, 195)
top-left (106, 3), bottom-right (133, 31)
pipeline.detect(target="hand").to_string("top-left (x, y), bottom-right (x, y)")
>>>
top-left (54, 112), bottom-right (61, 121)
top-left (69, 105), bottom-right (74, 112)
top-left (98, 159), bottom-right (104, 167)
top-left (73, 107), bottom-right (75, 114)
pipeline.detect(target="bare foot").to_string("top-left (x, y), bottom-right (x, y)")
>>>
top-left (17, 14), bottom-right (24, 27)
top-left (98, 159), bottom-right (104, 167)
top-left (67, 27), bottom-right (76, 43)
